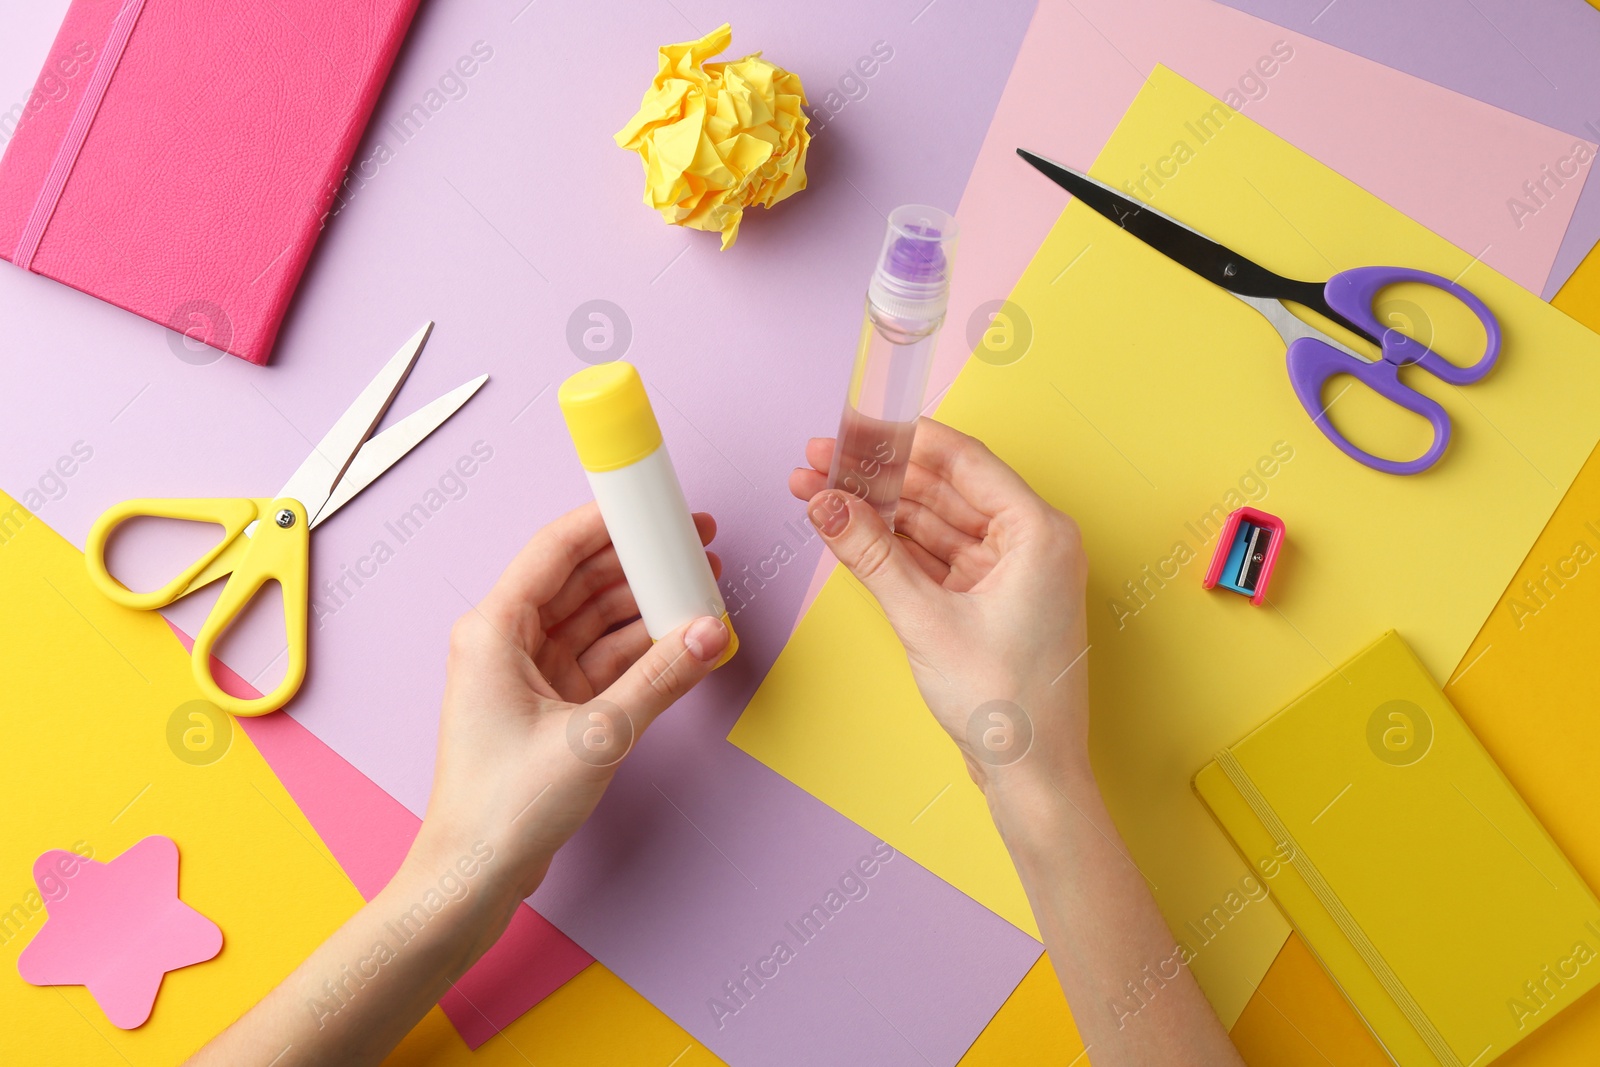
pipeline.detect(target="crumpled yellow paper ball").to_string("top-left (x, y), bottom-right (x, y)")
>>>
top-left (614, 23), bottom-right (810, 250)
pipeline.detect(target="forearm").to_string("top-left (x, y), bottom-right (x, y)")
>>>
top-left (988, 767), bottom-right (1243, 1067)
top-left (187, 835), bottom-right (521, 1067)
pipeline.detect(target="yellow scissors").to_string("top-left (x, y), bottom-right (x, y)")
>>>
top-left (85, 323), bottom-right (487, 716)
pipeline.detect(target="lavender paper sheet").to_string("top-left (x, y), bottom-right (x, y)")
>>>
top-left (1211, 0), bottom-right (1600, 299)
top-left (0, 0), bottom-right (1041, 1063)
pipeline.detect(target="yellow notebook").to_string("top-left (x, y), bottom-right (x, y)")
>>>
top-left (1195, 632), bottom-right (1600, 1066)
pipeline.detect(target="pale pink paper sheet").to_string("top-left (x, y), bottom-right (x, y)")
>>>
top-left (793, 0), bottom-right (1593, 621)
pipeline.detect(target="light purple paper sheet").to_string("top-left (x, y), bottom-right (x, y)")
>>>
top-left (1212, 0), bottom-right (1600, 299)
top-left (0, 0), bottom-right (1040, 1063)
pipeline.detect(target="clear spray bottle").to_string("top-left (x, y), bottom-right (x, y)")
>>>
top-left (826, 205), bottom-right (958, 531)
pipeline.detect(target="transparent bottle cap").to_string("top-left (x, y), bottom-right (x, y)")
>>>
top-left (867, 204), bottom-right (959, 325)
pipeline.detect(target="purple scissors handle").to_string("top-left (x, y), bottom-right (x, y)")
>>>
top-left (1284, 265), bottom-right (1502, 476)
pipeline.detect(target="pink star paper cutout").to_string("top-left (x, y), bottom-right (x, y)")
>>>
top-left (17, 835), bottom-right (223, 1028)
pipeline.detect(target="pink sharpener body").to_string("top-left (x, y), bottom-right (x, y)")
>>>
top-left (1202, 507), bottom-right (1285, 606)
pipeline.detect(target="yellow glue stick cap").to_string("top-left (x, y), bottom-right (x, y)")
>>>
top-left (558, 362), bottom-right (664, 472)
top-left (713, 611), bottom-right (739, 669)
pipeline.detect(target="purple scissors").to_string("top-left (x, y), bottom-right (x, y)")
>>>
top-left (1019, 150), bottom-right (1501, 475)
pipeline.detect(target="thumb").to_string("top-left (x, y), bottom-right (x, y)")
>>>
top-left (596, 614), bottom-right (730, 730)
top-left (808, 489), bottom-right (937, 624)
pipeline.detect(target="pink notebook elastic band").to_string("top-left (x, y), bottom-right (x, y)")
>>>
top-left (13, 0), bottom-right (149, 270)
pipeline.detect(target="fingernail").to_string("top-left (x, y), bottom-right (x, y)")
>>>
top-left (685, 616), bottom-right (728, 663)
top-left (808, 490), bottom-right (850, 537)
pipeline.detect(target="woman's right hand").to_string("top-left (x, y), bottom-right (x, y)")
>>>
top-left (797, 420), bottom-right (1248, 1067)
top-left (790, 418), bottom-right (1092, 799)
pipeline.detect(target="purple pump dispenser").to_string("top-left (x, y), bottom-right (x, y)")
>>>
top-left (827, 206), bottom-right (959, 529)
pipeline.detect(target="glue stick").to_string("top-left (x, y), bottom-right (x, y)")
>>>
top-left (827, 204), bottom-right (958, 530)
top-left (558, 361), bottom-right (737, 668)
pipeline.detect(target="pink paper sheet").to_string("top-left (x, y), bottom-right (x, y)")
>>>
top-left (792, 0), bottom-right (1593, 621)
top-left (173, 623), bottom-right (595, 1050)
top-left (1213, 0), bottom-right (1600, 300)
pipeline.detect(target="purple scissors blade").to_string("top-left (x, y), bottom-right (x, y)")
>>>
top-left (1017, 149), bottom-right (1502, 475)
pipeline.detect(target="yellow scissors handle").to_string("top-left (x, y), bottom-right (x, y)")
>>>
top-left (85, 496), bottom-right (310, 717)
top-left (85, 497), bottom-right (261, 609)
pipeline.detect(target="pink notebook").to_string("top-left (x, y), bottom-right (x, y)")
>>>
top-left (0, 0), bottom-right (421, 365)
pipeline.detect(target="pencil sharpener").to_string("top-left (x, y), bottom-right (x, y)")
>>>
top-left (1202, 507), bottom-right (1285, 606)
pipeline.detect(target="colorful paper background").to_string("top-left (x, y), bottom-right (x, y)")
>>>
top-left (6, 0), bottom-right (1600, 1060)
top-left (733, 66), bottom-right (1600, 1028)
top-left (0, 492), bottom-right (737, 1063)
top-left (182, 635), bottom-right (597, 1050)
top-left (0, 492), bottom-right (361, 1062)
top-left (792, 0), bottom-right (1596, 625)
top-left (0, 1), bottom-right (1046, 1061)
top-left (1212, 0), bottom-right (1600, 299)
top-left (1228, 285), bottom-right (1600, 1061)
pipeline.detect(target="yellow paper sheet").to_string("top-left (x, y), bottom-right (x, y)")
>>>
top-left (385, 964), bottom-right (724, 1067)
top-left (0, 491), bottom-right (364, 1062)
top-left (1227, 934), bottom-right (1389, 1067)
top-left (1230, 933), bottom-right (1600, 1067)
top-left (1553, 240), bottom-right (1600, 337)
top-left (731, 66), bottom-right (1600, 1027)
top-left (0, 492), bottom-right (724, 1065)
top-left (1228, 423), bottom-right (1600, 1064)
top-left (1434, 425), bottom-right (1600, 1062)
top-left (954, 954), bottom-right (1083, 1066)
top-left (1196, 631), bottom-right (1600, 1063)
